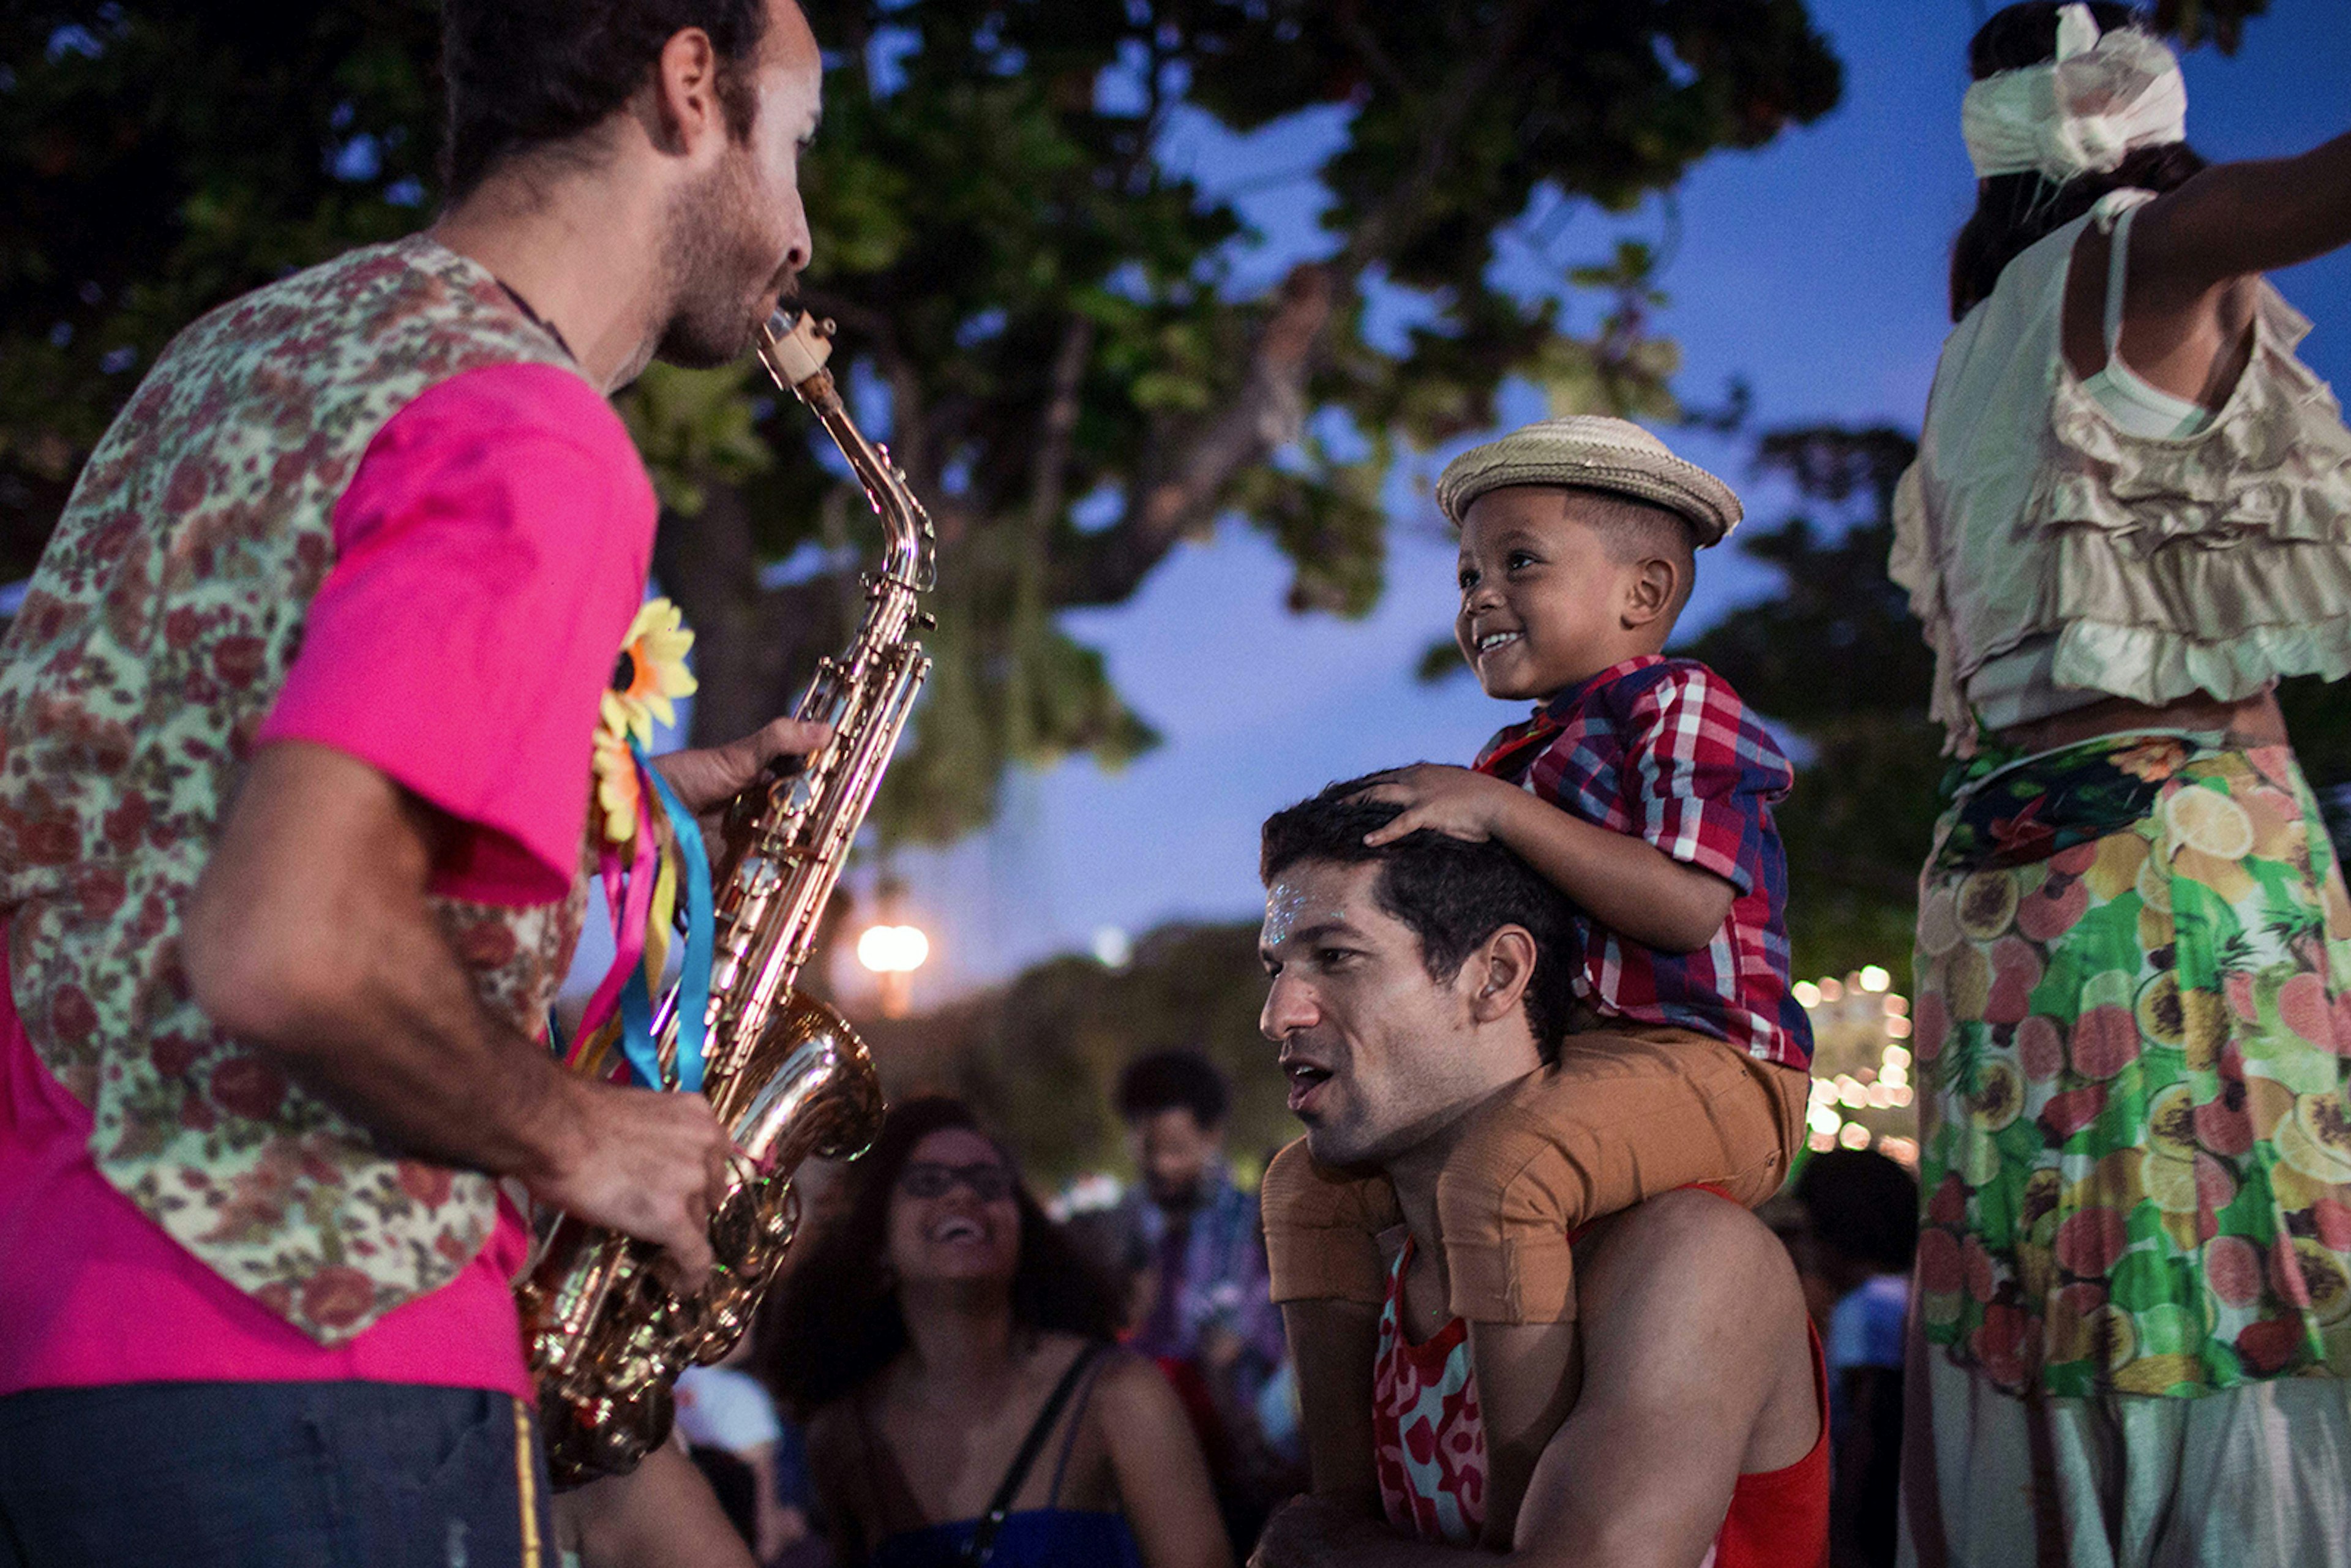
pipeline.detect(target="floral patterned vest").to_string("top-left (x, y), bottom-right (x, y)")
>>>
top-left (0, 235), bottom-right (601, 1342)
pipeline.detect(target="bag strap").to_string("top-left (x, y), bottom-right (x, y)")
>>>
top-left (959, 1342), bottom-right (1107, 1567)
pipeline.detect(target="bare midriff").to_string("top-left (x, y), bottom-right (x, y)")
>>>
top-left (1992, 688), bottom-right (2288, 756)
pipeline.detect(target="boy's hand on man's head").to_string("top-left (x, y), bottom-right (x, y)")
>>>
top-left (1350, 765), bottom-right (1526, 847)
top-left (1352, 757), bottom-right (1736, 953)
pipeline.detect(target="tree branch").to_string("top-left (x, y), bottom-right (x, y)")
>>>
top-left (1334, 1), bottom-right (1416, 108)
top-left (1050, 261), bottom-right (1332, 608)
top-left (795, 283), bottom-right (965, 542)
top-left (790, 285), bottom-right (922, 459)
top-left (1026, 315), bottom-right (1095, 536)
top-left (1336, 0), bottom-right (1543, 274)
top-left (882, 354), bottom-right (934, 498)
top-left (659, 480), bottom-right (793, 747)
top-left (1043, 2), bottom-right (1539, 615)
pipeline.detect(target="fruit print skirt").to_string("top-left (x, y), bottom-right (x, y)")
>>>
top-left (1913, 732), bottom-right (2351, 1399)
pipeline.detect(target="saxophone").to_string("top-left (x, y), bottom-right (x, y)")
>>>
top-left (518, 310), bottom-right (929, 1487)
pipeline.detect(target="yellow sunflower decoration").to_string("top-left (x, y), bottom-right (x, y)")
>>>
top-left (592, 598), bottom-right (699, 844)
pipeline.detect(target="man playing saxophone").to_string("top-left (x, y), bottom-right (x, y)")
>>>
top-left (0, 1), bottom-right (830, 1561)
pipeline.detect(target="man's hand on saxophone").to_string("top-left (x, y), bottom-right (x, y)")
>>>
top-left (527, 1076), bottom-right (735, 1281)
top-left (652, 713), bottom-right (834, 823)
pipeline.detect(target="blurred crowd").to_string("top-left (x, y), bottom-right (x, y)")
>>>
top-left (686, 1050), bottom-right (1916, 1568)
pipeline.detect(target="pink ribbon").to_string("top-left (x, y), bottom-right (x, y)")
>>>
top-left (568, 786), bottom-right (661, 1066)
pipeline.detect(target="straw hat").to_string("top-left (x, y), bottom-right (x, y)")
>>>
top-left (1434, 415), bottom-right (1742, 545)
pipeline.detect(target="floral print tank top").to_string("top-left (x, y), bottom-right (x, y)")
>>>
top-left (1371, 1238), bottom-right (1488, 1545)
top-left (0, 236), bottom-right (593, 1342)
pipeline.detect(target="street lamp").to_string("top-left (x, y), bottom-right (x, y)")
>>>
top-left (857, 921), bottom-right (929, 1018)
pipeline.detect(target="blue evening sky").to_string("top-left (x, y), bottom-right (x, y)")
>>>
top-left (844, 0), bottom-right (2351, 1006)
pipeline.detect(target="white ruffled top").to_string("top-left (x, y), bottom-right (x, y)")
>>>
top-left (1892, 190), bottom-right (2351, 754)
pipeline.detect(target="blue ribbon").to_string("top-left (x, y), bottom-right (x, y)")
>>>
top-left (618, 949), bottom-right (664, 1090)
top-left (631, 738), bottom-right (714, 1094)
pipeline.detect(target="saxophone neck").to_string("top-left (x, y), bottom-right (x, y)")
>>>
top-left (821, 398), bottom-right (933, 596)
top-left (757, 310), bottom-right (937, 595)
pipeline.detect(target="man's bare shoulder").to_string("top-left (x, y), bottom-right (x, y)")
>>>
top-left (1502, 1191), bottom-right (1819, 1562)
top-left (1575, 1188), bottom-right (1809, 1346)
top-left (1566, 1190), bottom-right (1820, 1480)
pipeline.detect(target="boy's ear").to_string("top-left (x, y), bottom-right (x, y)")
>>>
top-left (1621, 556), bottom-right (1679, 629)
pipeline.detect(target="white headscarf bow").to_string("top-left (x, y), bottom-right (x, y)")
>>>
top-left (1960, 3), bottom-right (2188, 183)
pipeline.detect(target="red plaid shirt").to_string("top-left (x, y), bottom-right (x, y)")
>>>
top-left (1474, 656), bottom-right (1812, 1070)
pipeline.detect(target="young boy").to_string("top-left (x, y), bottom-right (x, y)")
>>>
top-left (1261, 415), bottom-right (1814, 1546)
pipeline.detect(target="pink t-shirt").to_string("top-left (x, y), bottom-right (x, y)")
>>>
top-left (0, 361), bottom-right (654, 1397)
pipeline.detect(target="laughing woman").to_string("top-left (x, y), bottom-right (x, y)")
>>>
top-left (762, 1097), bottom-right (1231, 1568)
top-left (1891, 4), bottom-right (2351, 1564)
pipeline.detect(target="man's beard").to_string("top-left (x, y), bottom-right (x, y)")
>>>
top-left (652, 153), bottom-right (786, 370)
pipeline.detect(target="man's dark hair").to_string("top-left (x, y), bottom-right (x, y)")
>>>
top-left (1792, 1147), bottom-right (1919, 1275)
top-left (1116, 1049), bottom-right (1231, 1130)
top-left (1260, 777), bottom-right (1577, 1063)
top-left (441, 0), bottom-right (774, 201)
top-left (1948, 2), bottom-right (2206, 321)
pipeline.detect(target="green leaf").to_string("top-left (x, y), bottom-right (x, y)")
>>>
top-left (618, 364), bottom-right (774, 517)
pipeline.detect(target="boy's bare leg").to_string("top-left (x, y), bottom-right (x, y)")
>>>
top-left (1284, 1299), bottom-right (1384, 1514)
top-left (1469, 1319), bottom-right (1583, 1548)
top-left (1261, 1141), bottom-right (1397, 1519)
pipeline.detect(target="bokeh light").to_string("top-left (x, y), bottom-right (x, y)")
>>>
top-left (857, 923), bottom-right (931, 975)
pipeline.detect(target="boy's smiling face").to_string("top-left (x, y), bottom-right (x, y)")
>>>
top-left (1454, 485), bottom-right (1679, 702)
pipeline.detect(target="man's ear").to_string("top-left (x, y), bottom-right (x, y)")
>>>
top-left (643, 27), bottom-right (727, 159)
top-left (1621, 557), bottom-right (1678, 630)
top-left (1464, 925), bottom-right (1538, 1027)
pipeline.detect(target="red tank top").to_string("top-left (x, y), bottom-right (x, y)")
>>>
top-left (1371, 1228), bottom-right (1829, 1565)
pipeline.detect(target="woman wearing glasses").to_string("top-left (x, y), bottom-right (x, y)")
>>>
top-left (763, 1097), bottom-right (1232, 1568)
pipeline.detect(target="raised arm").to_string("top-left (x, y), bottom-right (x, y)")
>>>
top-left (2131, 129), bottom-right (2351, 296)
top-left (1283, 1298), bottom-right (1383, 1510)
top-left (1353, 766), bottom-right (1736, 954)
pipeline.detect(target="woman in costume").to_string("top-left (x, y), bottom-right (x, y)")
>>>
top-left (761, 1098), bottom-right (1230, 1568)
top-left (1891, 4), bottom-right (2351, 1562)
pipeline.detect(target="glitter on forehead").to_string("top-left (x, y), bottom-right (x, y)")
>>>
top-left (1262, 863), bottom-right (1376, 949)
top-left (1261, 880), bottom-right (1316, 948)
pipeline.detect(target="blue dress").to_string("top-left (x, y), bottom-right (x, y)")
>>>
top-left (853, 1346), bottom-right (1147, 1568)
top-left (867, 1511), bottom-right (1144, 1568)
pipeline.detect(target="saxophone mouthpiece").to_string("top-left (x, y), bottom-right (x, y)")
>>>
top-left (757, 309), bottom-right (834, 388)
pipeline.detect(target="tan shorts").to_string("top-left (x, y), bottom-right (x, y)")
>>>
top-left (1261, 1024), bottom-right (1808, 1323)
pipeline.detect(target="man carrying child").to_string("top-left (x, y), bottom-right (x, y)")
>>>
top-left (1260, 415), bottom-right (1814, 1545)
top-left (1247, 779), bottom-right (1826, 1567)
